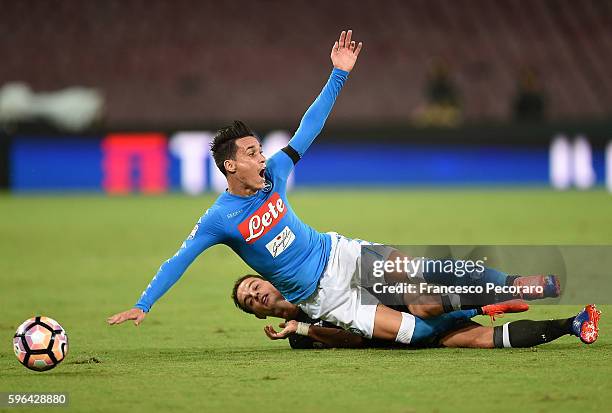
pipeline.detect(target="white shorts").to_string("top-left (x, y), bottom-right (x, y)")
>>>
top-left (297, 233), bottom-right (395, 338)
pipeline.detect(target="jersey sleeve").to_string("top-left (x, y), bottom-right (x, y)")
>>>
top-left (266, 68), bottom-right (349, 181)
top-left (265, 149), bottom-right (295, 184)
top-left (134, 208), bottom-right (224, 312)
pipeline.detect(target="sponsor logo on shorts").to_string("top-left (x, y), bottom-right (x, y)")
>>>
top-left (265, 226), bottom-right (296, 257)
top-left (238, 192), bottom-right (286, 243)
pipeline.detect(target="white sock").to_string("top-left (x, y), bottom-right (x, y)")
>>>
top-left (395, 312), bottom-right (416, 344)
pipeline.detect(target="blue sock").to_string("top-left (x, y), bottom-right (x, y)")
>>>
top-left (411, 309), bottom-right (477, 343)
top-left (477, 266), bottom-right (508, 287)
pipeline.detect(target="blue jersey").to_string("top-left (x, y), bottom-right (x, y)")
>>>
top-left (135, 68), bottom-right (349, 312)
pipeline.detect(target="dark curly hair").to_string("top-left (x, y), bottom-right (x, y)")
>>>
top-left (210, 120), bottom-right (257, 175)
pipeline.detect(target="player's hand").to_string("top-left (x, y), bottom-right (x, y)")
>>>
top-left (106, 308), bottom-right (146, 326)
top-left (264, 320), bottom-right (298, 340)
top-left (331, 29), bottom-right (363, 72)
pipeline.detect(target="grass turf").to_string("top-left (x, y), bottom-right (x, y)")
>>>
top-left (0, 189), bottom-right (611, 412)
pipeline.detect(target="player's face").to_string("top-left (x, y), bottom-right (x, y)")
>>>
top-left (237, 277), bottom-right (283, 318)
top-left (230, 136), bottom-right (266, 191)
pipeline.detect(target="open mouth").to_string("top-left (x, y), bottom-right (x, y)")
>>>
top-left (263, 294), bottom-right (268, 305)
top-left (259, 168), bottom-right (266, 179)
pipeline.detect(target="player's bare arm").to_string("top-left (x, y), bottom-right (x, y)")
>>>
top-left (264, 321), bottom-right (366, 348)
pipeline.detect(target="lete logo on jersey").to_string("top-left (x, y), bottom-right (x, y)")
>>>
top-left (238, 193), bottom-right (286, 243)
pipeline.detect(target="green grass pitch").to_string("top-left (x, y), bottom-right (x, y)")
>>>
top-left (1, 189), bottom-right (611, 412)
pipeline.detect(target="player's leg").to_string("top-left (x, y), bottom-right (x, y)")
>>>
top-left (311, 235), bottom-right (526, 342)
top-left (409, 253), bottom-right (561, 299)
top-left (438, 322), bottom-right (494, 348)
top-left (370, 304), bottom-right (401, 341)
top-left (404, 293), bottom-right (446, 318)
top-left (440, 321), bottom-right (573, 349)
top-left (404, 290), bottom-right (497, 318)
top-left (420, 258), bottom-right (561, 302)
top-left (381, 250), bottom-right (510, 287)
top-left (440, 304), bottom-right (601, 348)
top-left (358, 241), bottom-right (449, 318)
top-left (493, 304), bottom-right (601, 347)
top-left (362, 248), bottom-right (474, 318)
top-left (404, 294), bottom-right (529, 322)
top-left (382, 250), bottom-right (561, 308)
top-left (371, 303), bottom-right (478, 344)
top-left (319, 283), bottom-right (479, 345)
top-left (361, 242), bottom-right (494, 318)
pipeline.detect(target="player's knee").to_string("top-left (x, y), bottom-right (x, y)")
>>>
top-left (407, 304), bottom-right (440, 319)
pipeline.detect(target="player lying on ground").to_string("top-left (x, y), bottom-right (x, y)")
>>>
top-left (107, 29), bottom-right (560, 347)
top-left (232, 275), bottom-right (601, 349)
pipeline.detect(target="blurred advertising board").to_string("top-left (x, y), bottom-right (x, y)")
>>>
top-left (3, 131), bottom-right (610, 193)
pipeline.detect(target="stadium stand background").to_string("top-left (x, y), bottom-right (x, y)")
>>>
top-left (1, 0), bottom-right (611, 128)
top-left (1, 1), bottom-right (611, 192)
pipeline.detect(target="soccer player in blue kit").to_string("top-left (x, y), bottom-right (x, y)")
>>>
top-left (107, 30), bottom-right (579, 346)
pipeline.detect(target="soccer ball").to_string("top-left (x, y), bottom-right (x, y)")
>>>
top-left (13, 316), bottom-right (69, 371)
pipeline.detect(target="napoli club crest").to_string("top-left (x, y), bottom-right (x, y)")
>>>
top-left (263, 180), bottom-right (273, 192)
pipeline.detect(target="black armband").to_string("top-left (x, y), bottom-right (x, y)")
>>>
top-left (281, 145), bottom-right (301, 165)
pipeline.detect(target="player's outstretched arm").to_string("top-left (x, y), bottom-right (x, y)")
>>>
top-left (107, 211), bottom-right (224, 326)
top-left (106, 244), bottom-right (204, 327)
top-left (285, 30), bottom-right (363, 160)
